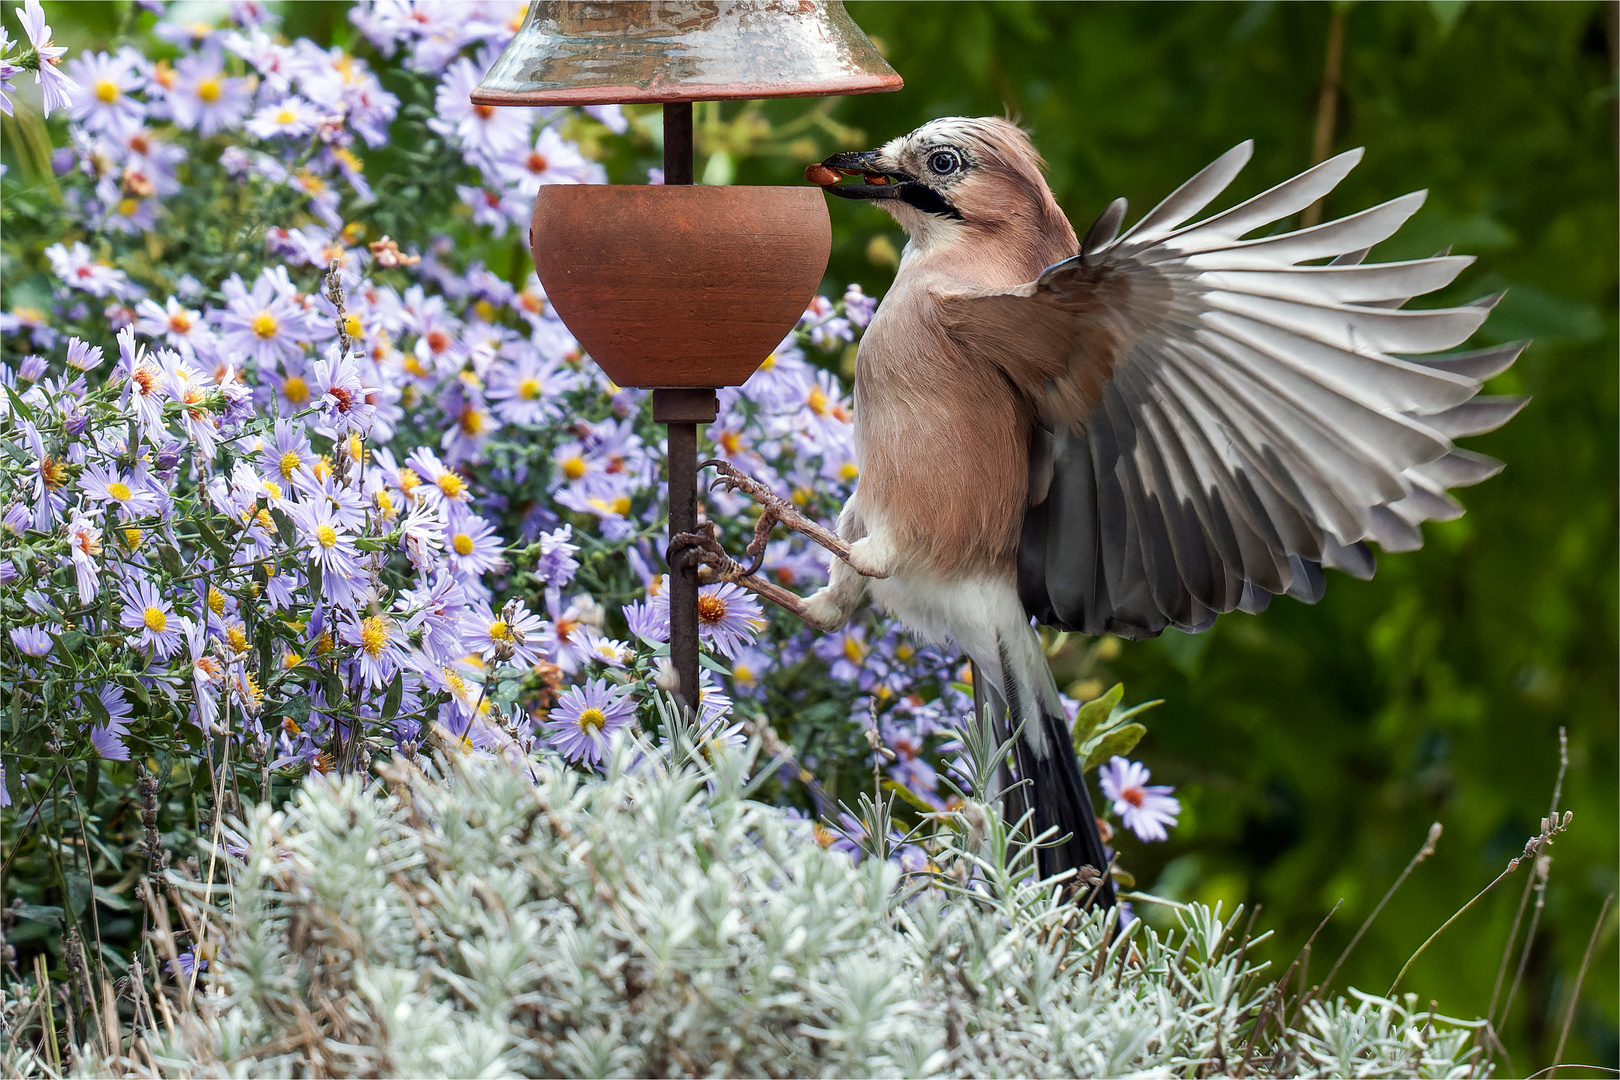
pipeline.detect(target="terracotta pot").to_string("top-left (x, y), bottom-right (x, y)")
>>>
top-left (529, 185), bottom-right (831, 388)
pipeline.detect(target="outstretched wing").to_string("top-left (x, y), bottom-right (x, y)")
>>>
top-left (937, 142), bottom-right (1527, 639)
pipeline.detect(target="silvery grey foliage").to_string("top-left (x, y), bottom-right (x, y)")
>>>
top-left (10, 721), bottom-right (1487, 1079)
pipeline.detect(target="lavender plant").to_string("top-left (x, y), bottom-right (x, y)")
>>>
top-left (2, 729), bottom-right (1487, 1078)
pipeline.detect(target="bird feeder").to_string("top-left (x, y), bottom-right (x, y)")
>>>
top-left (473, 1), bottom-right (901, 715)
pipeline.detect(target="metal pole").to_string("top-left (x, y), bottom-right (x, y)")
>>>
top-left (659, 101), bottom-right (706, 716)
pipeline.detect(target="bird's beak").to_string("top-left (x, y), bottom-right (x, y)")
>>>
top-left (806, 150), bottom-right (915, 201)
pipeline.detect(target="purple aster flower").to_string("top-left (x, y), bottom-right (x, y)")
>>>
top-left (63, 336), bottom-right (104, 371)
top-left (167, 48), bottom-right (252, 135)
top-left (842, 283), bottom-right (877, 329)
top-left (244, 94), bottom-right (325, 140)
top-left (9, 625), bottom-right (53, 657)
top-left (486, 351), bottom-right (577, 426)
top-left (623, 598), bottom-right (669, 646)
top-left (120, 576), bottom-right (182, 658)
top-left (534, 524), bottom-right (579, 588)
top-left (427, 56), bottom-right (531, 162)
top-left (17, 355), bottom-right (46, 382)
top-left (545, 678), bottom-right (636, 766)
top-left (214, 270), bottom-right (313, 370)
top-left (1098, 756), bottom-right (1181, 843)
top-left (288, 500), bottom-right (366, 605)
top-left (46, 242), bottom-right (130, 298)
top-left (63, 515), bottom-right (102, 605)
top-left (18, 0), bottom-right (76, 117)
top-left (442, 512), bottom-right (505, 579)
top-left (83, 684), bottom-right (133, 761)
top-left (691, 582), bottom-right (765, 659)
top-left (397, 571), bottom-right (467, 665)
top-left (65, 49), bottom-right (146, 133)
top-left (341, 611), bottom-right (404, 690)
top-left (465, 599), bottom-right (545, 668)
top-left (311, 347), bottom-right (377, 434)
top-left (22, 421), bottom-right (68, 532)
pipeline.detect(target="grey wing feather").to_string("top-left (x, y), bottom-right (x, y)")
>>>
top-left (940, 144), bottom-right (1528, 638)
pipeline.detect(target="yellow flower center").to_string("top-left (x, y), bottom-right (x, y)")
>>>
top-left (118, 197), bottom-right (139, 217)
top-left (207, 587), bottom-right (226, 614)
top-left (838, 462), bottom-right (860, 482)
top-left (107, 481), bottom-right (133, 501)
top-left (359, 616), bottom-right (389, 657)
top-left (697, 593), bottom-right (728, 626)
top-left (251, 311), bottom-right (278, 339)
top-left (518, 377), bottom-right (542, 400)
top-left (41, 457), bottom-right (68, 490)
top-left (343, 313), bottom-right (362, 338)
top-left (143, 606), bottom-right (167, 633)
top-left (435, 472), bottom-right (465, 499)
top-left (473, 299), bottom-right (495, 322)
top-left (398, 468), bottom-right (421, 495)
top-left (759, 352), bottom-right (777, 371)
top-left (458, 405), bottom-right (486, 436)
top-left (561, 456), bottom-right (587, 480)
top-left (807, 387), bottom-right (829, 415)
top-left (577, 707), bottom-right (606, 733)
top-left (375, 489), bottom-right (396, 518)
top-left (263, 480), bottom-right (283, 500)
top-left (274, 107), bottom-right (296, 124)
top-left (843, 636), bottom-right (865, 663)
top-left (488, 618), bottom-right (511, 641)
top-left (452, 533), bottom-right (474, 556)
top-left (123, 527), bottom-right (143, 549)
top-left (95, 79), bottom-right (119, 103)
top-left (282, 651), bottom-right (302, 669)
top-left (314, 631), bottom-right (335, 655)
top-left (403, 354), bottom-right (428, 377)
top-left (226, 623), bottom-right (248, 652)
top-left (279, 449), bottom-right (303, 478)
top-left (196, 77), bottom-right (221, 104)
top-left (170, 311), bottom-right (193, 333)
top-left (315, 523), bottom-right (337, 548)
top-left (281, 375), bottom-right (309, 404)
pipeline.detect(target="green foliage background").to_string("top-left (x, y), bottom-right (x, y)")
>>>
top-left (25, 1), bottom-right (1618, 1073)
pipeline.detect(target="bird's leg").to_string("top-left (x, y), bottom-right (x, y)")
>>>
top-left (701, 459), bottom-right (888, 578)
top-left (668, 522), bottom-right (853, 633)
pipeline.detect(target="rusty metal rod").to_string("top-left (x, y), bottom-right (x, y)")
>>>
top-left (661, 101), bottom-right (700, 714)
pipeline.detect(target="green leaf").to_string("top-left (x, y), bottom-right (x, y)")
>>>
top-left (1, 381), bottom-right (38, 424)
top-left (306, 559), bottom-right (323, 602)
top-left (268, 694), bottom-right (312, 723)
top-left (13, 903), bottom-right (63, 928)
top-left (1071, 683), bottom-right (1124, 751)
top-left (194, 518), bottom-right (231, 561)
top-left (882, 779), bottom-right (938, 814)
top-left (1082, 722), bottom-right (1147, 772)
top-left (1114, 699), bottom-right (1165, 724)
top-left (66, 872), bottom-right (92, 917)
top-left (120, 675), bottom-right (151, 708)
top-left (55, 630), bottom-right (84, 660)
top-left (158, 544), bottom-right (183, 577)
top-left (381, 672), bottom-right (403, 721)
top-left (270, 508), bottom-right (296, 547)
top-left (93, 886), bottom-right (134, 913)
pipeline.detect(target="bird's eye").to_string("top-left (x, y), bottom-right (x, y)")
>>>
top-left (928, 150), bottom-right (960, 176)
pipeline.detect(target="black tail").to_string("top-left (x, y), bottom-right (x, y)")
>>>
top-left (993, 638), bottom-right (1116, 909)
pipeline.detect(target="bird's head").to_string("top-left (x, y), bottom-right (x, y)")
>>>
top-left (809, 117), bottom-right (1072, 258)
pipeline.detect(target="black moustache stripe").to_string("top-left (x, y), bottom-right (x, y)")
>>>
top-left (900, 184), bottom-right (963, 221)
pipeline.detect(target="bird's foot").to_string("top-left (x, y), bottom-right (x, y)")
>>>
top-left (667, 526), bottom-right (845, 632)
top-left (703, 459), bottom-right (886, 577)
top-left (667, 522), bottom-right (748, 583)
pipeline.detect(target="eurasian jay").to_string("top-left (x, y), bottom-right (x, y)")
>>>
top-left (684, 117), bottom-right (1525, 905)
